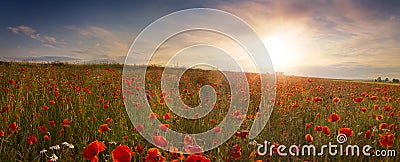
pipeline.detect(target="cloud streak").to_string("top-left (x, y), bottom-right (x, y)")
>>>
top-left (8, 25), bottom-right (62, 44)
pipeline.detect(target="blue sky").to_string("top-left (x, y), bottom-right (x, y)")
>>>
top-left (1, 0), bottom-right (400, 79)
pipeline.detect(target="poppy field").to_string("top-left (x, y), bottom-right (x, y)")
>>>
top-left (0, 62), bottom-right (398, 161)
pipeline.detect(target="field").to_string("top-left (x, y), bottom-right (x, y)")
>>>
top-left (0, 62), bottom-right (398, 161)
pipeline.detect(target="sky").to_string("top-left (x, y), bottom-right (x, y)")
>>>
top-left (1, 0), bottom-right (399, 79)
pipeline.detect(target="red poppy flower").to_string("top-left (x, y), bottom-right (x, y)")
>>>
top-left (364, 130), bottom-right (374, 139)
top-left (105, 118), bottom-right (113, 124)
top-left (389, 124), bottom-right (397, 131)
top-left (38, 125), bottom-right (47, 133)
top-left (360, 107), bottom-right (367, 112)
top-left (338, 127), bottom-right (353, 137)
top-left (159, 124), bottom-right (169, 132)
top-left (149, 113), bottom-right (158, 119)
top-left (169, 146), bottom-right (184, 160)
top-left (312, 97), bottom-right (323, 103)
top-left (184, 135), bottom-right (194, 145)
top-left (98, 124), bottom-right (111, 133)
top-left (234, 130), bottom-right (249, 139)
top-left (184, 145), bottom-right (203, 154)
top-left (305, 134), bottom-right (313, 143)
top-left (213, 127), bottom-right (222, 134)
top-left (333, 97), bottom-right (340, 103)
top-left (27, 135), bottom-right (38, 145)
top-left (379, 132), bottom-right (395, 148)
top-left (375, 115), bottom-right (384, 121)
top-left (230, 144), bottom-right (242, 160)
top-left (306, 123), bottom-right (313, 128)
top-left (163, 113), bottom-right (172, 120)
top-left (62, 118), bottom-right (71, 127)
top-left (49, 120), bottom-right (56, 127)
top-left (322, 126), bottom-right (330, 136)
top-left (43, 135), bottom-right (50, 140)
top-left (153, 136), bottom-right (168, 148)
top-left (379, 123), bottom-right (387, 130)
top-left (135, 124), bottom-right (144, 133)
top-left (185, 154), bottom-right (210, 162)
top-left (135, 144), bottom-right (144, 154)
top-left (82, 141), bottom-right (106, 162)
top-left (353, 97), bottom-right (364, 103)
top-left (370, 96), bottom-right (377, 100)
top-left (0, 130), bottom-right (4, 137)
top-left (112, 145), bottom-right (135, 162)
top-left (145, 148), bottom-right (166, 162)
top-left (314, 126), bottom-right (322, 132)
top-left (328, 113), bottom-right (340, 122)
top-left (8, 122), bottom-right (19, 133)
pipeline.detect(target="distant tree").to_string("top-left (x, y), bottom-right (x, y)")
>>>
top-left (385, 78), bottom-right (389, 82)
top-left (393, 78), bottom-right (400, 83)
top-left (377, 77), bottom-right (382, 82)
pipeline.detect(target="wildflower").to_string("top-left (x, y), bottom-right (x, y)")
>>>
top-left (328, 113), bottom-right (340, 122)
top-left (213, 127), bottom-right (222, 134)
top-left (159, 124), bottom-right (169, 132)
top-left (98, 124), bottom-right (111, 133)
top-left (184, 145), bottom-right (203, 154)
top-left (379, 123), bottom-right (388, 130)
top-left (234, 130), bottom-right (249, 139)
top-left (379, 132), bottom-right (395, 148)
top-left (145, 148), bottom-right (166, 162)
top-left (364, 130), bottom-right (374, 139)
top-left (360, 107), bottom-right (367, 112)
top-left (62, 118), bottom-right (70, 127)
top-left (153, 136), bottom-right (168, 148)
top-left (135, 144), bottom-right (144, 154)
top-left (163, 113), bottom-right (172, 120)
top-left (184, 135), bottom-right (194, 145)
top-left (149, 113), bottom-right (158, 119)
top-left (50, 154), bottom-right (58, 161)
top-left (62, 142), bottom-right (74, 149)
top-left (82, 141), bottom-right (106, 162)
top-left (43, 135), bottom-right (50, 140)
top-left (105, 118), bottom-right (113, 124)
top-left (38, 125), bottom-right (47, 133)
top-left (305, 134), bottom-right (313, 143)
top-left (333, 97), bottom-right (340, 103)
top-left (8, 122), bottom-right (19, 133)
top-left (49, 121), bottom-right (56, 127)
top-left (322, 126), bottom-right (330, 136)
top-left (27, 135), bottom-right (38, 145)
top-left (185, 154), bottom-right (210, 162)
top-left (230, 144), bottom-right (242, 160)
top-left (40, 150), bottom-right (47, 154)
top-left (135, 124), bottom-right (144, 132)
top-left (314, 126), bottom-right (322, 132)
top-left (49, 145), bottom-right (60, 150)
top-left (338, 128), bottom-right (354, 137)
top-left (112, 145), bottom-right (135, 162)
top-left (353, 97), bottom-right (364, 103)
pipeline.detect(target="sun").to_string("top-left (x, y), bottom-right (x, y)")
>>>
top-left (262, 34), bottom-right (298, 71)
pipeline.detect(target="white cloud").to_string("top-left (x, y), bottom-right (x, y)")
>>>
top-left (7, 25), bottom-right (62, 44)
